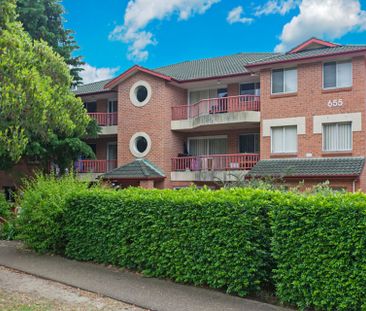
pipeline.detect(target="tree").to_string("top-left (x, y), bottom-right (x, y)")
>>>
top-left (16, 0), bottom-right (83, 85)
top-left (0, 0), bottom-right (96, 172)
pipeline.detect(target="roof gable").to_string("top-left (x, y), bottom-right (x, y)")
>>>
top-left (104, 65), bottom-right (173, 90)
top-left (288, 37), bottom-right (339, 54)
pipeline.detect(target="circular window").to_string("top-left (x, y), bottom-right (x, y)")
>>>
top-left (129, 132), bottom-right (152, 157)
top-left (130, 81), bottom-right (152, 107)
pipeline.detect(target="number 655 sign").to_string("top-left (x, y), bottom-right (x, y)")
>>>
top-left (327, 99), bottom-right (343, 107)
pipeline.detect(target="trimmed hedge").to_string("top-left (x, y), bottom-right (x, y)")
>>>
top-left (16, 173), bottom-right (90, 253)
top-left (64, 187), bottom-right (277, 296)
top-left (271, 192), bottom-right (366, 310)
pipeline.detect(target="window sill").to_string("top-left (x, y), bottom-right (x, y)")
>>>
top-left (270, 92), bottom-right (298, 99)
top-left (270, 153), bottom-right (298, 158)
top-left (322, 151), bottom-right (353, 157)
top-left (322, 87), bottom-right (352, 94)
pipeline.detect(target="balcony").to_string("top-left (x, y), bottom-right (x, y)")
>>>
top-left (171, 95), bottom-right (260, 131)
top-left (171, 153), bottom-right (259, 182)
top-left (88, 113), bottom-right (118, 135)
top-left (75, 159), bottom-right (117, 175)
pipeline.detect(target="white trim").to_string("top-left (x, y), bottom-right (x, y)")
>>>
top-left (322, 122), bottom-right (352, 152)
top-left (322, 59), bottom-right (352, 90)
top-left (263, 117), bottom-right (305, 136)
top-left (129, 80), bottom-right (152, 107)
top-left (129, 132), bottom-right (152, 158)
top-left (270, 126), bottom-right (298, 154)
top-left (313, 112), bottom-right (361, 133)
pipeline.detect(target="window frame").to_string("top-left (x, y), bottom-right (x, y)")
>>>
top-left (271, 67), bottom-right (298, 95)
top-left (270, 125), bottom-right (298, 154)
top-left (322, 60), bottom-right (352, 90)
top-left (187, 135), bottom-right (228, 155)
top-left (239, 133), bottom-right (260, 153)
top-left (322, 122), bottom-right (352, 152)
top-left (187, 86), bottom-right (228, 105)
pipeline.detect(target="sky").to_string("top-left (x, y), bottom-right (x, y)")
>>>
top-left (61, 0), bottom-right (366, 84)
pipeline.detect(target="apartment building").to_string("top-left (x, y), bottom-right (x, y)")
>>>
top-left (1, 37), bottom-right (365, 193)
top-left (72, 38), bottom-right (366, 191)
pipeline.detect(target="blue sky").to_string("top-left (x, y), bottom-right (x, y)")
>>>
top-left (62, 0), bottom-right (366, 83)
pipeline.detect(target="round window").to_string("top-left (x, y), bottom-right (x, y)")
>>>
top-left (130, 81), bottom-right (152, 107)
top-left (135, 136), bottom-right (148, 153)
top-left (129, 132), bottom-right (152, 157)
top-left (135, 86), bottom-right (148, 103)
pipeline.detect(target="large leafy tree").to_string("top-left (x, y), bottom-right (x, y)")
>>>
top-left (16, 0), bottom-right (83, 85)
top-left (0, 0), bottom-right (96, 172)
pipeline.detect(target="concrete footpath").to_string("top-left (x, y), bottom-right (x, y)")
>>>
top-left (0, 240), bottom-right (289, 311)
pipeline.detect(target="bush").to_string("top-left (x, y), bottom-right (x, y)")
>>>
top-left (64, 187), bottom-right (277, 296)
top-left (0, 193), bottom-right (13, 239)
top-left (16, 173), bottom-right (90, 253)
top-left (271, 192), bottom-right (366, 310)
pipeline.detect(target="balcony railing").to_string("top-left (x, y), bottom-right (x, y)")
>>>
top-left (88, 112), bottom-right (118, 126)
top-left (172, 153), bottom-right (259, 172)
top-left (172, 95), bottom-right (260, 121)
top-left (75, 159), bottom-right (117, 173)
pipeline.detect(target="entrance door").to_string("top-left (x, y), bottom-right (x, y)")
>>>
top-left (107, 143), bottom-right (117, 171)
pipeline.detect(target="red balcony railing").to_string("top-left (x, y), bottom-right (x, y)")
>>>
top-left (88, 112), bottom-right (118, 126)
top-left (75, 159), bottom-right (117, 173)
top-left (172, 95), bottom-right (260, 121)
top-left (172, 153), bottom-right (259, 171)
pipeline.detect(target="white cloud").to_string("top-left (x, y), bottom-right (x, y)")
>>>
top-left (80, 63), bottom-right (120, 84)
top-left (255, 0), bottom-right (299, 16)
top-left (275, 0), bottom-right (366, 52)
top-left (227, 6), bottom-right (254, 24)
top-left (109, 0), bottom-right (220, 62)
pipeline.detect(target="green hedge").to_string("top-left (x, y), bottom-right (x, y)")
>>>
top-left (271, 192), bottom-right (366, 310)
top-left (64, 187), bottom-right (277, 296)
top-left (16, 173), bottom-right (90, 253)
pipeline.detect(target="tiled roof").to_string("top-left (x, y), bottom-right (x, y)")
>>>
top-left (101, 159), bottom-right (165, 180)
top-left (247, 45), bottom-right (366, 67)
top-left (153, 53), bottom-right (279, 81)
top-left (248, 157), bottom-right (365, 178)
top-left (74, 79), bottom-right (113, 95)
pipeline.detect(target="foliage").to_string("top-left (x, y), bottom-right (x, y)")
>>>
top-left (16, 173), bottom-right (90, 253)
top-left (0, 0), bottom-right (93, 169)
top-left (0, 193), bottom-right (15, 239)
top-left (271, 191), bottom-right (366, 310)
top-left (16, 0), bottom-right (84, 85)
top-left (64, 187), bottom-right (277, 296)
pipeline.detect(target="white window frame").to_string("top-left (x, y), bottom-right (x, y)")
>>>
top-left (271, 68), bottom-right (297, 95)
top-left (270, 126), bottom-right (297, 154)
top-left (322, 60), bottom-right (352, 90)
top-left (322, 122), bottom-right (352, 152)
top-left (108, 99), bottom-right (118, 113)
top-left (239, 82), bottom-right (261, 96)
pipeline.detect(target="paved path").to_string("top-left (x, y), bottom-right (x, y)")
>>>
top-left (0, 241), bottom-right (289, 311)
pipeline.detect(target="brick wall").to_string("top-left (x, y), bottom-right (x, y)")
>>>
top-left (259, 56), bottom-right (366, 190)
top-left (117, 72), bottom-right (187, 188)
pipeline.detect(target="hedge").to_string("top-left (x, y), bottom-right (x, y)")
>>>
top-left (16, 173), bottom-right (90, 253)
top-left (271, 192), bottom-right (366, 310)
top-left (64, 187), bottom-right (278, 296)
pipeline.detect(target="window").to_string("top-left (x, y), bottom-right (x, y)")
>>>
top-left (129, 132), bottom-right (152, 157)
top-left (271, 126), bottom-right (297, 153)
top-left (188, 136), bottom-right (228, 155)
top-left (271, 68), bottom-right (297, 94)
top-left (108, 100), bottom-right (118, 113)
top-left (323, 122), bottom-right (352, 152)
top-left (189, 88), bottom-right (227, 105)
top-left (84, 101), bottom-right (97, 113)
top-left (130, 81), bottom-right (152, 107)
top-left (239, 134), bottom-right (259, 153)
top-left (240, 83), bottom-right (260, 95)
top-left (323, 61), bottom-right (352, 89)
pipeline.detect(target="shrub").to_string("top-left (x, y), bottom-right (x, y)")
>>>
top-left (16, 173), bottom-right (90, 253)
top-left (64, 187), bottom-right (277, 296)
top-left (0, 193), bottom-right (13, 239)
top-left (271, 191), bottom-right (366, 310)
